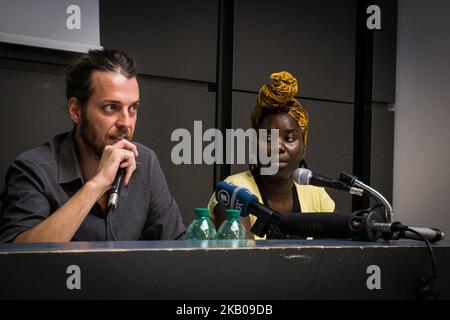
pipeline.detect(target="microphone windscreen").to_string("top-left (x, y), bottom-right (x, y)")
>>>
top-left (215, 181), bottom-right (259, 217)
top-left (293, 168), bottom-right (312, 185)
top-left (279, 212), bottom-right (352, 239)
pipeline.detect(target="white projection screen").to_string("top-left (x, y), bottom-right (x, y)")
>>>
top-left (0, 0), bottom-right (102, 52)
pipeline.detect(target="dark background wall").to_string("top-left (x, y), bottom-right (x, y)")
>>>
top-left (0, 0), bottom-right (396, 226)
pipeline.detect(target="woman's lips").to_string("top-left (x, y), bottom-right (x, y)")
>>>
top-left (276, 161), bottom-right (288, 168)
top-left (260, 161), bottom-right (289, 169)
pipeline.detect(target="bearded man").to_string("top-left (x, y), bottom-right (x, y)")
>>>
top-left (0, 49), bottom-right (186, 242)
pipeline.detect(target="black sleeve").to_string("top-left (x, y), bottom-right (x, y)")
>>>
top-left (140, 151), bottom-right (186, 240)
top-left (0, 160), bottom-right (51, 243)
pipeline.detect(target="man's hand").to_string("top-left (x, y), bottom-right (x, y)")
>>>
top-left (92, 139), bottom-right (139, 192)
top-left (13, 139), bottom-right (139, 243)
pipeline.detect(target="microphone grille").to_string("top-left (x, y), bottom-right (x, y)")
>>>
top-left (293, 168), bottom-right (312, 185)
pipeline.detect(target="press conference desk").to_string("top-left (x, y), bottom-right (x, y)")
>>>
top-left (1, 239), bottom-right (449, 300)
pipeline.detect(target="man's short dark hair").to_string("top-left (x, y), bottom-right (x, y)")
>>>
top-left (65, 49), bottom-right (137, 106)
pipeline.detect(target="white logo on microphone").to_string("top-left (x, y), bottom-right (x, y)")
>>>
top-left (235, 199), bottom-right (245, 212)
top-left (217, 190), bottom-right (230, 206)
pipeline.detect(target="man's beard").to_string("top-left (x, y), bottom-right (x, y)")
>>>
top-left (79, 116), bottom-right (104, 159)
top-left (79, 112), bottom-right (134, 159)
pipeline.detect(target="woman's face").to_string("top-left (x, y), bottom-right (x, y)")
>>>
top-left (258, 112), bottom-right (304, 179)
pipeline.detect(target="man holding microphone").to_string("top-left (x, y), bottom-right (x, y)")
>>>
top-left (0, 49), bottom-right (186, 242)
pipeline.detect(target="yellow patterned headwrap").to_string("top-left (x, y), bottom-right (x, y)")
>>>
top-left (251, 71), bottom-right (309, 148)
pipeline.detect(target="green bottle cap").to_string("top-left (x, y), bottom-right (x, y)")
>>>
top-left (225, 209), bottom-right (241, 219)
top-left (195, 208), bottom-right (211, 217)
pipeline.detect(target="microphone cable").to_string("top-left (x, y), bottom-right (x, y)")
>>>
top-left (388, 222), bottom-right (442, 300)
top-left (107, 207), bottom-right (118, 241)
top-left (404, 227), bottom-right (442, 300)
top-left (354, 206), bottom-right (442, 299)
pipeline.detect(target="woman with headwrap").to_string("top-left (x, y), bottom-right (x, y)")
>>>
top-left (208, 71), bottom-right (335, 239)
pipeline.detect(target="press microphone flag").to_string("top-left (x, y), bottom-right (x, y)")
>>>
top-left (215, 181), bottom-right (282, 237)
top-left (215, 181), bottom-right (258, 217)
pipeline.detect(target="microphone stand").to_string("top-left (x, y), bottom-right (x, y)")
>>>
top-left (251, 215), bottom-right (274, 238)
top-left (339, 172), bottom-right (395, 240)
top-left (339, 172), bottom-right (393, 223)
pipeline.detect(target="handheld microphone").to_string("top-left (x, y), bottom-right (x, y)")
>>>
top-left (293, 168), bottom-right (366, 196)
top-left (107, 168), bottom-right (125, 213)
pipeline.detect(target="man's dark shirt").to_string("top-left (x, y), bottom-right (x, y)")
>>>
top-left (0, 131), bottom-right (186, 242)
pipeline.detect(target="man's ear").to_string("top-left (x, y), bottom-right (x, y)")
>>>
top-left (68, 97), bottom-right (81, 124)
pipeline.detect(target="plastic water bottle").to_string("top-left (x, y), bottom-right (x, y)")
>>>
top-left (185, 208), bottom-right (217, 240)
top-left (216, 209), bottom-right (246, 239)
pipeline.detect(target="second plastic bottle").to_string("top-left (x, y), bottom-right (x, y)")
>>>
top-left (216, 209), bottom-right (246, 239)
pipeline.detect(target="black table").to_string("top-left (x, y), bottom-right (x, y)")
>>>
top-left (1, 239), bottom-right (449, 300)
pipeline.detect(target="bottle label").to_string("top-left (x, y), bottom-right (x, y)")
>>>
top-left (230, 222), bottom-right (240, 234)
